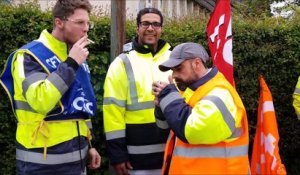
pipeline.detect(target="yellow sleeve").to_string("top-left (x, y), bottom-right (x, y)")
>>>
top-left (185, 88), bottom-right (240, 144)
top-left (103, 57), bottom-right (128, 134)
top-left (13, 52), bottom-right (63, 115)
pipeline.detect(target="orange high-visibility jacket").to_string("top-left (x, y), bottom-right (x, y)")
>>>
top-left (162, 72), bottom-right (250, 175)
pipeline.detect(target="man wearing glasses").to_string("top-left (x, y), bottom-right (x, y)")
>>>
top-left (0, 0), bottom-right (100, 174)
top-left (103, 7), bottom-right (171, 175)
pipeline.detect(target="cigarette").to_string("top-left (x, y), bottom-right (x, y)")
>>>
top-left (87, 38), bottom-right (95, 44)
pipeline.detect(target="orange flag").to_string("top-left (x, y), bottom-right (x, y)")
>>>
top-left (251, 76), bottom-right (286, 175)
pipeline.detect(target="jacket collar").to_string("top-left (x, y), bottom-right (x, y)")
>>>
top-left (189, 66), bottom-right (219, 91)
top-left (37, 29), bottom-right (68, 61)
top-left (132, 37), bottom-right (167, 55)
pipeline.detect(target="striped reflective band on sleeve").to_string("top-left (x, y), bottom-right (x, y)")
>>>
top-left (15, 100), bottom-right (36, 112)
top-left (156, 118), bottom-right (169, 129)
top-left (160, 92), bottom-right (183, 112)
top-left (47, 72), bottom-right (68, 94)
top-left (127, 144), bottom-right (165, 154)
top-left (105, 129), bottom-right (126, 140)
top-left (103, 97), bottom-right (154, 111)
top-left (173, 144), bottom-right (248, 158)
top-left (103, 97), bottom-right (126, 107)
top-left (16, 145), bottom-right (88, 165)
top-left (22, 72), bottom-right (68, 97)
top-left (294, 88), bottom-right (300, 95)
top-left (202, 95), bottom-right (236, 135)
top-left (22, 72), bottom-right (47, 97)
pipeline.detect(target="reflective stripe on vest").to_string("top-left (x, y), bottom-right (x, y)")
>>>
top-left (16, 145), bottom-right (88, 165)
top-left (202, 95), bottom-right (242, 139)
top-left (105, 129), bottom-right (126, 140)
top-left (15, 100), bottom-right (35, 112)
top-left (160, 91), bottom-right (183, 112)
top-left (128, 169), bottom-right (162, 175)
top-left (173, 144), bottom-right (248, 158)
top-left (104, 53), bottom-right (155, 111)
top-left (127, 144), bottom-right (166, 154)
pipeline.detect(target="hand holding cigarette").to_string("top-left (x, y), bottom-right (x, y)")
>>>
top-left (69, 36), bottom-right (90, 65)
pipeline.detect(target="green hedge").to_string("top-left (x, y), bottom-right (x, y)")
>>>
top-left (0, 3), bottom-right (299, 175)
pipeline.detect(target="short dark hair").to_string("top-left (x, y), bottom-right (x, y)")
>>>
top-left (52, 0), bottom-right (92, 19)
top-left (136, 8), bottom-right (163, 26)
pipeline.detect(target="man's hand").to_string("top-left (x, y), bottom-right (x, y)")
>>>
top-left (168, 75), bottom-right (174, 84)
top-left (68, 35), bottom-right (90, 65)
top-left (152, 80), bottom-right (169, 106)
top-left (88, 148), bottom-right (101, 169)
top-left (113, 161), bottom-right (133, 175)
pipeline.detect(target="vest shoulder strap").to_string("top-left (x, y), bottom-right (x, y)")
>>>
top-left (188, 72), bottom-right (232, 107)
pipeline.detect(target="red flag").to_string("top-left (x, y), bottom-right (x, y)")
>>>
top-left (251, 76), bottom-right (286, 175)
top-left (207, 0), bottom-right (234, 85)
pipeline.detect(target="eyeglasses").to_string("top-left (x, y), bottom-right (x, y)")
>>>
top-left (139, 21), bottom-right (162, 29)
top-left (65, 18), bottom-right (94, 30)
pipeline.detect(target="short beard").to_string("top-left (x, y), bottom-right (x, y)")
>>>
top-left (175, 81), bottom-right (188, 91)
top-left (175, 79), bottom-right (196, 91)
top-left (175, 66), bottom-right (198, 91)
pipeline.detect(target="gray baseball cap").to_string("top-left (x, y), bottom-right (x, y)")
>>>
top-left (159, 42), bottom-right (209, 72)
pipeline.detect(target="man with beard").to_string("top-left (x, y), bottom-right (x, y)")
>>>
top-left (0, 0), bottom-right (101, 174)
top-left (103, 7), bottom-right (171, 175)
top-left (152, 42), bottom-right (250, 174)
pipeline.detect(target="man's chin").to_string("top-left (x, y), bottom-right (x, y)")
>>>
top-left (144, 41), bottom-right (155, 45)
top-left (144, 38), bottom-right (157, 43)
top-left (176, 83), bottom-right (187, 91)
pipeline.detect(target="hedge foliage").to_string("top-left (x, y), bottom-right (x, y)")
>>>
top-left (0, 3), bottom-right (299, 175)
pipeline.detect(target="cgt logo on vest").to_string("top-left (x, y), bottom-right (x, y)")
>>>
top-left (46, 56), bottom-right (61, 69)
top-left (73, 97), bottom-right (94, 115)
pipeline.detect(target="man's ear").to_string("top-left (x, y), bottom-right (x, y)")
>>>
top-left (193, 58), bottom-right (204, 70)
top-left (192, 61), bottom-right (196, 69)
top-left (136, 26), bottom-right (139, 35)
top-left (193, 58), bottom-right (200, 67)
top-left (54, 18), bottom-right (64, 29)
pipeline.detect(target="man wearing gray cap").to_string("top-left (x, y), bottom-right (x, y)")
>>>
top-left (152, 42), bottom-right (250, 174)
